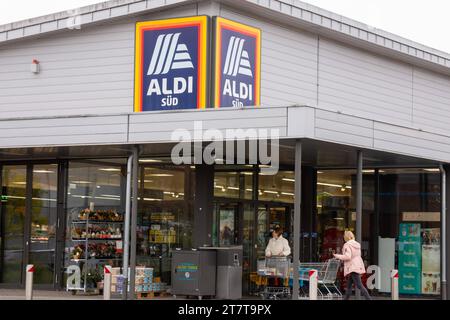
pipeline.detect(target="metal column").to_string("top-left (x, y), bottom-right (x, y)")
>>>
top-left (129, 146), bottom-right (139, 299)
top-left (292, 140), bottom-right (302, 300)
top-left (122, 154), bottom-right (133, 300)
top-left (355, 150), bottom-right (363, 299)
top-left (440, 164), bottom-right (447, 300)
top-left (193, 164), bottom-right (214, 247)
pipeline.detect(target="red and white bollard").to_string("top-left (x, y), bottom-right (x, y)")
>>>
top-left (309, 269), bottom-right (318, 300)
top-left (391, 269), bottom-right (399, 300)
top-left (25, 264), bottom-right (34, 300)
top-left (104, 265), bottom-right (112, 300)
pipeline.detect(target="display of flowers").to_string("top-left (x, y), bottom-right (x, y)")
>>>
top-left (78, 209), bottom-right (124, 221)
top-left (71, 243), bottom-right (120, 260)
top-left (71, 225), bottom-right (122, 240)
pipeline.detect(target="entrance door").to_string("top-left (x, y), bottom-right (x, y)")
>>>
top-left (0, 165), bottom-right (27, 285)
top-left (256, 205), bottom-right (292, 253)
top-left (0, 163), bottom-right (59, 287)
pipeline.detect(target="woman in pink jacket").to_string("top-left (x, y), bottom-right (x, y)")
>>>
top-left (333, 231), bottom-right (371, 300)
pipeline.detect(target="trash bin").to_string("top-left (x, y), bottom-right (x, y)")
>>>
top-left (202, 246), bottom-right (243, 299)
top-left (171, 248), bottom-right (216, 298)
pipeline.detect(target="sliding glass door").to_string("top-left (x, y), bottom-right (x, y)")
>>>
top-left (0, 165), bottom-right (27, 285)
top-left (0, 163), bottom-right (60, 287)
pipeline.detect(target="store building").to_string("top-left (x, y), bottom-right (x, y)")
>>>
top-left (0, 0), bottom-right (450, 299)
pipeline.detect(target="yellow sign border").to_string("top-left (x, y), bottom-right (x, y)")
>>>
top-left (214, 17), bottom-right (261, 108)
top-left (134, 16), bottom-right (208, 112)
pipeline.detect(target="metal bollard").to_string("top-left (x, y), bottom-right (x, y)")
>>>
top-left (391, 269), bottom-right (399, 300)
top-left (104, 265), bottom-right (112, 300)
top-left (309, 269), bottom-right (318, 300)
top-left (25, 264), bottom-right (34, 300)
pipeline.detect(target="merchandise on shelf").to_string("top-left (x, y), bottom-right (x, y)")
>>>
top-left (71, 242), bottom-right (121, 260)
top-left (149, 226), bottom-right (176, 244)
top-left (110, 267), bottom-right (169, 294)
top-left (71, 225), bottom-right (122, 240)
top-left (78, 208), bottom-right (124, 221)
top-left (67, 208), bottom-right (125, 293)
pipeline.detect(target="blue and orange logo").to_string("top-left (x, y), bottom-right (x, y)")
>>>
top-left (214, 17), bottom-right (261, 108)
top-left (134, 16), bottom-right (208, 112)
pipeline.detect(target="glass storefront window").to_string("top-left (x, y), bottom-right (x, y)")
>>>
top-left (258, 170), bottom-right (294, 203)
top-left (316, 169), bottom-right (375, 292)
top-left (30, 164), bottom-right (58, 284)
top-left (316, 168), bottom-right (441, 298)
top-left (214, 171), bottom-right (240, 199)
top-left (64, 160), bottom-right (125, 291)
top-left (317, 170), bottom-right (354, 262)
top-left (256, 207), bottom-right (268, 259)
top-left (136, 164), bottom-right (193, 285)
top-left (242, 204), bottom-right (254, 293)
top-left (143, 166), bottom-right (185, 201)
top-left (214, 168), bottom-right (254, 200)
top-left (379, 168), bottom-right (441, 296)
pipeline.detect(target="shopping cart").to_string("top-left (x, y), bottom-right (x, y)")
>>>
top-left (290, 258), bottom-right (342, 300)
top-left (257, 257), bottom-right (292, 300)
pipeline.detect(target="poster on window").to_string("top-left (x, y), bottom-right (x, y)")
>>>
top-left (398, 223), bottom-right (422, 294)
top-left (421, 228), bottom-right (440, 295)
top-left (219, 210), bottom-right (235, 246)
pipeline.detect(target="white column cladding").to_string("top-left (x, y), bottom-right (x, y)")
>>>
top-left (292, 140), bottom-right (302, 300)
top-left (196, 0), bottom-right (221, 16)
top-left (196, 0), bottom-right (220, 108)
top-left (441, 164), bottom-right (448, 300)
top-left (122, 154), bottom-right (133, 300)
top-left (356, 150), bottom-right (363, 299)
top-left (129, 146), bottom-right (140, 299)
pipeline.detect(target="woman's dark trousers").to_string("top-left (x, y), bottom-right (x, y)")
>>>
top-left (344, 272), bottom-right (372, 300)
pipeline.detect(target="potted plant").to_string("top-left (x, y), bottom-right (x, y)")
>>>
top-left (86, 267), bottom-right (103, 292)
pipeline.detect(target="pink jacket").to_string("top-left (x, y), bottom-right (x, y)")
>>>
top-left (334, 240), bottom-right (366, 276)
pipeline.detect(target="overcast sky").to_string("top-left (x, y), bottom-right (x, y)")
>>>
top-left (0, 0), bottom-right (449, 54)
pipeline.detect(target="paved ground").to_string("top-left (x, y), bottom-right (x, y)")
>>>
top-left (0, 289), bottom-right (105, 300)
top-left (0, 289), bottom-right (435, 300)
top-left (0, 289), bottom-right (184, 300)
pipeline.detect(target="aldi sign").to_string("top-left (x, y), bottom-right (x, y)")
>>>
top-left (214, 17), bottom-right (261, 108)
top-left (134, 16), bottom-right (208, 112)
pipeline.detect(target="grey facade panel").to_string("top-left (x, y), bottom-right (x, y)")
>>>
top-left (128, 108), bottom-right (288, 143)
top-left (0, 5), bottom-right (197, 119)
top-left (0, 115), bottom-right (128, 148)
top-left (318, 38), bottom-right (414, 127)
top-left (314, 110), bottom-right (374, 148)
top-left (219, 6), bottom-right (318, 108)
top-left (412, 67), bottom-right (450, 136)
top-left (373, 122), bottom-right (450, 162)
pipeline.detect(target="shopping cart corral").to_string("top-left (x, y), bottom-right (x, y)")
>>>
top-left (257, 257), bottom-right (292, 300)
top-left (290, 259), bottom-right (343, 300)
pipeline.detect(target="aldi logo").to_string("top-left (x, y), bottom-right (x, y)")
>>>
top-left (134, 17), bottom-right (208, 112)
top-left (147, 33), bottom-right (194, 76)
top-left (214, 17), bottom-right (261, 108)
top-left (222, 36), bottom-right (253, 78)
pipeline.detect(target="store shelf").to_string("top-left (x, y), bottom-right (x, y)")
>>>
top-left (72, 220), bottom-right (124, 224)
top-left (71, 238), bottom-right (122, 241)
top-left (71, 257), bottom-right (122, 262)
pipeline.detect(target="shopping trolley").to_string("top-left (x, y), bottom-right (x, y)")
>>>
top-left (257, 257), bottom-right (292, 300)
top-left (290, 258), bottom-right (342, 300)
